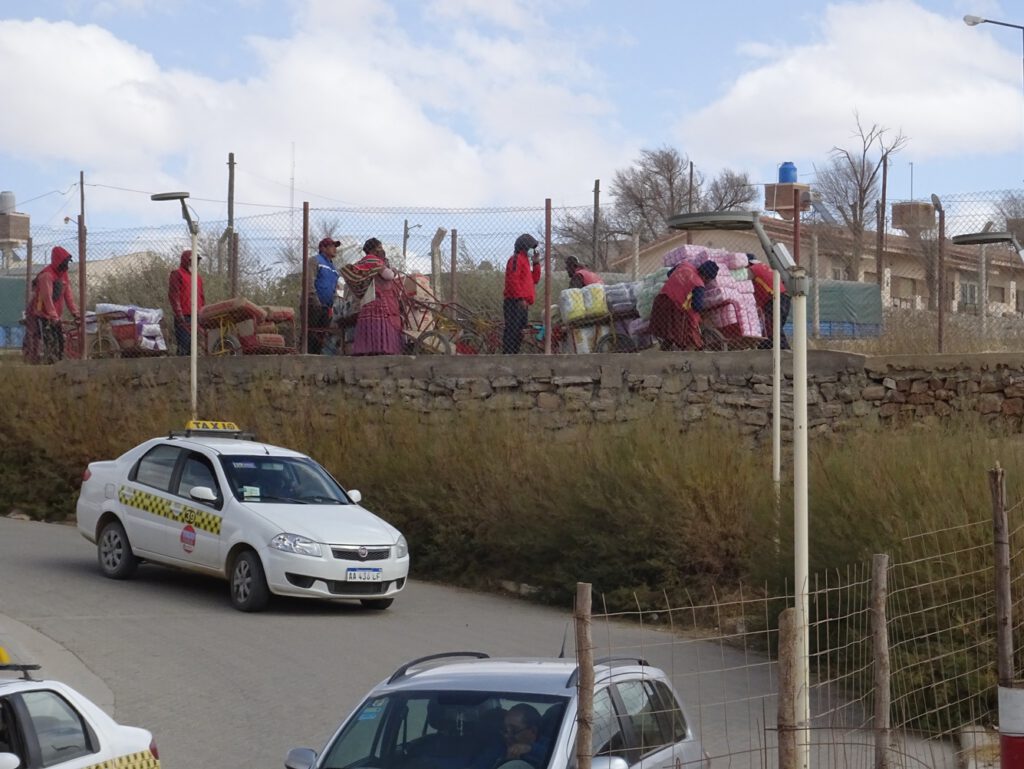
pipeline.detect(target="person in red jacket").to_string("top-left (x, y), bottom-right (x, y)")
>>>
top-left (649, 260), bottom-right (717, 351)
top-left (502, 233), bottom-right (542, 354)
top-left (168, 249), bottom-right (206, 356)
top-left (565, 255), bottom-right (603, 288)
top-left (747, 254), bottom-right (790, 349)
top-left (27, 246), bottom-right (80, 363)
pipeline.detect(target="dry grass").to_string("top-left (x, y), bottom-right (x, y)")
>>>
top-left (1, 368), bottom-right (1021, 611)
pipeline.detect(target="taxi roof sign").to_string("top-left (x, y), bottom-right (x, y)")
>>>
top-left (186, 420), bottom-right (240, 431)
top-left (170, 420), bottom-right (255, 441)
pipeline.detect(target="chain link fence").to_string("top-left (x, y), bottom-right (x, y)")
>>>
top-left (5, 189), bottom-right (1024, 361)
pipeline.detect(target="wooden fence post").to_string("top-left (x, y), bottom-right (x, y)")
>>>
top-left (778, 607), bottom-right (799, 769)
top-left (575, 582), bottom-right (593, 769)
top-left (872, 553), bottom-right (891, 769)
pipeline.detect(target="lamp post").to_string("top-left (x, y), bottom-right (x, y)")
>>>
top-left (402, 219), bottom-right (421, 263)
top-left (151, 191), bottom-right (199, 421)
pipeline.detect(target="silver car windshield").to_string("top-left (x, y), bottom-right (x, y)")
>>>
top-left (219, 456), bottom-right (350, 504)
top-left (320, 690), bottom-right (568, 769)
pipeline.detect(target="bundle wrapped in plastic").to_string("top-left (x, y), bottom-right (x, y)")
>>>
top-left (558, 288), bottom-right (587, 323)
top-left (581, 283), bottom-right (608, 318)
top-left (635, 268), bottom-right (670, 319)
top-left (604, 282), bottom-right (637, 315)
top-left (663, 244), bottom-right (708, 268)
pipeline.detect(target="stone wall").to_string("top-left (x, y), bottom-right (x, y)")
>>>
top-left (44, 349), bottom-right (1024, 438)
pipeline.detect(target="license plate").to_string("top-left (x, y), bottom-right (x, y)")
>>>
top-left (347, 568), bottom-right (382, 582)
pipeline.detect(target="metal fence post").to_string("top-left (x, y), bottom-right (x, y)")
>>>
top-left (300, 202), bottom-right (309, 354)
top-left (872, 553), bottom-right (891, 769)
top-left (574, 582), bottom-right (593, 769)
top-left (24, 238), bottom-right (32, 311)
top-left (990, 463), bottom-right (1013, 687)
top-left (449, 229), bottom-right (457, 305)
top-left (544, 199), bottom-right (552, 355)
top-left (778, 607), bottom-right (799, 769)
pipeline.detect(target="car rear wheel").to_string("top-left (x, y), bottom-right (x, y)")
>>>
top-left (229, 550), bottom-right (270, 612)
top-left (97, 520), bottom-right (138, 579)
top-left (360, 598), bottom-right (394, 610)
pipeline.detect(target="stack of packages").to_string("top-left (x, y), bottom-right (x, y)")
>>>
top-left (93, 303), bottom-right (168, 352)
top-left (557, 283), bottom-right (609, 353)
top-left (631, 267), bottom-right (671, 344)
top-left (661, 246), bottom-right (762, 339)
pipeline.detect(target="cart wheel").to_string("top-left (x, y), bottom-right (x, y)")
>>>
top-left (595, 333), bottom-right (638, 354)
top-left (454, 331), bottom-right (487, 355)
top-left (414, 330), bottom-right (452, 355)
top-left (89, 335), bottom-right (119, 359)
top-left (212, 332), bottom-right (242, 356)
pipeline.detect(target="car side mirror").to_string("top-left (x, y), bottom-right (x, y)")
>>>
top-left (285, 747), bottom-right (318, 769)
top-left (0, 753), bottom-right (22, 769)
top-left (348, 489), bottom-right (362, 504)
top-left (189, 486), bottom-right (218, 503)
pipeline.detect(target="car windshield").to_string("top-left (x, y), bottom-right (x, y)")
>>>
top-left (219, 456), bottom-right (351, 504)
top-left (319, 690), bottom-right (569, 769)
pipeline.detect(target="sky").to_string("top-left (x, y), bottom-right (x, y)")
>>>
top-left (2, 0), bottom-right (1024, 233)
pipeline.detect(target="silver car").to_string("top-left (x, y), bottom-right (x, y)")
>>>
top-left (286, 653), bottom-right (709, 769)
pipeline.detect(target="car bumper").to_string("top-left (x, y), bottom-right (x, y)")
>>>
top-left (260, 547), bottom-right (410, 600)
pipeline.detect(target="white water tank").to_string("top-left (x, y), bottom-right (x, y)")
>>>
top-left (0, 191), bottom-right (14, 215)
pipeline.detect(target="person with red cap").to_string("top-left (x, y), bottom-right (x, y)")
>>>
top-left (307, 237), bottom-right (341, 354)
top-left (27, 246), bottom-right (80, 363)
top-left (168, 249), bottom-right (206, 356)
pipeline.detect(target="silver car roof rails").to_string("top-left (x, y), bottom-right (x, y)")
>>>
top-left (387, 652), bottom-right (490, 684)
top-left (0, 664), bottom-right (41, 681)
top-left (566, 656), bottom-right (650, 688)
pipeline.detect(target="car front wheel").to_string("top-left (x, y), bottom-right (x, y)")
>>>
top-left (97, 520), bottom-right (138, 579)
top-left (230, 550), bottom-right (270, 612)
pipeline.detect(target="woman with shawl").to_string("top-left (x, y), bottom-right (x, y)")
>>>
top-left (341, 238), bottom-right (404, 355)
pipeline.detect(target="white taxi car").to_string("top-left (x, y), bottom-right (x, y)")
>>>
top-left (76, 421), bottom-right (410, 612)
top-left (0, 663), bottom-right (159, 769)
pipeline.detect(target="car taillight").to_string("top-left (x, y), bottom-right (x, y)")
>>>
top-left (149, 738), bottom-right (159, 759)
top-left (82, 467), bottom-right (92, 481)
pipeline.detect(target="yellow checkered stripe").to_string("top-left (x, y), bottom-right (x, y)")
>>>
top-left (119, 486), bottom-right (222, 535)
top-left (84, 750), bottom-right (160, 768)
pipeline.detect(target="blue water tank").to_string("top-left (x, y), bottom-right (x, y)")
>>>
top-left (778, 162), bottom-right (798, 184)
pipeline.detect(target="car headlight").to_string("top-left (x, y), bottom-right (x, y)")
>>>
top-left (395, 535), bottom-right (409, 559)
top-left (270, 533), bottom-right (322, 557)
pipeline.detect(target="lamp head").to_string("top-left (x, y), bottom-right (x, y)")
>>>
top-left (930, 193), bottom-right (943, 213)
top-left (963, 14), bottom-right (986, 26)
top-left (150, 191), bottom-right (190, 202)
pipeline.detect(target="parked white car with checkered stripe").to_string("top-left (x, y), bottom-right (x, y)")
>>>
top-left (75, 422), bottom-right (410, 612)
top-left (0, 664), bottom-right (159, 769)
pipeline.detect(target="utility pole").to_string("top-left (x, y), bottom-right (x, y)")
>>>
top-left (227, 152), bottom-right (235, 279)
top-left (403, 219), bottom-right (410, 261)
top-left (592, 180), bottom-right (600, 267)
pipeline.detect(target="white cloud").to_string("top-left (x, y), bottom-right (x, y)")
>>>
top-left (1, 0), bottom-right (636, 226)
top-left (680, 0), bottom-right (1024, 180)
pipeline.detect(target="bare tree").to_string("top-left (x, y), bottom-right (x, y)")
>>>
top-left (611, 147), bottom-right (696, 245)
top-left (814, 115), bottom-right (908, 278)
top-left (703, 169), bottom-right (758, 212)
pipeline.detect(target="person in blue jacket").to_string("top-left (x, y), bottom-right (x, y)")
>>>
top-left (308, 237), bottom-right (341, 354)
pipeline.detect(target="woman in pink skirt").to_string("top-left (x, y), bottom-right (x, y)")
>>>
top-left (341, 238), bottom-right (404, 356)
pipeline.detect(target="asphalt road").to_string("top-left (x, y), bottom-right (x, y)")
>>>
top-left (0, 517), bottom-right (771, 769)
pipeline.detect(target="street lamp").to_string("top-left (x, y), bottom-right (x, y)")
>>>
top-left (151, 191), bottom-right (199, 421)
top-left (964, 14), bottom-right (1024, 92)
top-left (402, 219), bottom-right (422, 261)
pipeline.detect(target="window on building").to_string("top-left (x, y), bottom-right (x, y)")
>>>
top-left (893, 277), bottom-right (916, 298)
top-left (831, 267), bottom-right (850, 281)
top-left (990, 285), bottom-right (1006, 304)
top-left (960, 281), bottom-right (979, 308)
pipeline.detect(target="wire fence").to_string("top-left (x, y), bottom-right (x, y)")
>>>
top-left (581, 477), bottom-right (1022, 769)
top-left (5, 189), bottom-right (1024, 359)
